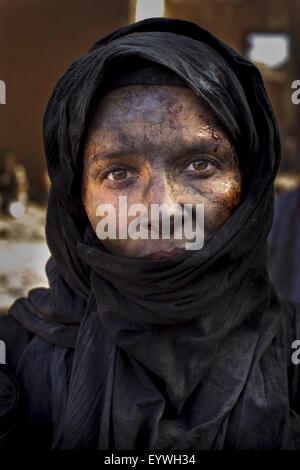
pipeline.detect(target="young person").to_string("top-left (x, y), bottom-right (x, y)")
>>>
top-left (1, 17), bottom-right (300, 450)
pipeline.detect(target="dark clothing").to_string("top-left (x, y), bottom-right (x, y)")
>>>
top-left (1, 17), bottom-right (300, 449)
top-left (268, 187), bottom-right (300, 303)
top-left (1, 293), bottom-right (300, 449)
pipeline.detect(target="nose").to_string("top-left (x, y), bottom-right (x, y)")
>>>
top-left (142, 172), bottom-right (182, 237)
top-left (143, 172), bottom-right (175, 206)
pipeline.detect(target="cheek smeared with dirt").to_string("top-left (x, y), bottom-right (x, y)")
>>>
top-left (202, 173), bottom-right (242, 238)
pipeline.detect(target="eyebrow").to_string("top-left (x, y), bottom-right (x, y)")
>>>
top-left (89, 138), bottom-right (225, 164)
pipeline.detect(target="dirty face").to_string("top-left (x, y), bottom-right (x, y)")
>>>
top-left (82, 85), bottom-right (242, 260)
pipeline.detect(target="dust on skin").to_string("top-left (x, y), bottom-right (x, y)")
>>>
top-left (81, 85), bottom-right (243, 259)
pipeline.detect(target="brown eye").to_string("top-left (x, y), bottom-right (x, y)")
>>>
top-left (107, 168), bottom-right (132, 181)
top-left (186, 159), bottom-right (214, 172)
top-left (193, 161), bottom-right (209, 171)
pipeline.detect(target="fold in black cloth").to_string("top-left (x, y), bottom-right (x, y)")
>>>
top-left (5, 17), bottom-right (300, 449)
top-left (0, 366), bottom-right (19, 448)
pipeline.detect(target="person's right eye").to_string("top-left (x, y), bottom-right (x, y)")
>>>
top-left (106, 167), bottom-right (135, 181)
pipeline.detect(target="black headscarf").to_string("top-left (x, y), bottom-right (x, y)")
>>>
top-left (8, 18), bottom-right (300, 449)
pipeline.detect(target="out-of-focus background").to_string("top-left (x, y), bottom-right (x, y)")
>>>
top-left (0, 0), bottom-right (300, 313)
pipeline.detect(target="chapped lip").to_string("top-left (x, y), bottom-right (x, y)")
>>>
top-left (141, 248), bottom-right (186, 260)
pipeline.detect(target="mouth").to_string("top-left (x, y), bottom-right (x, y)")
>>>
top-left (141, 248), bottom-right (186, 260)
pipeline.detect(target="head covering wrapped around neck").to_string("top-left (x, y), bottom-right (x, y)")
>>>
top-left (9, 18), bottom-right (298, 450)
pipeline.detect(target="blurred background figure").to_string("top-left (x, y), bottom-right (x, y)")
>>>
top-left (0, 148), bottom-right (29, 218)
top-left (281, 135), bottom-right (300, 172)
top-left (268, 186), bottom-right (300, 303)
top-left (0, 148), bottom-right (48, 315)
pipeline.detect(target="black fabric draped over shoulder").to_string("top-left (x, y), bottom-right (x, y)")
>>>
top-left (1, 17), bottom-right (300, 450)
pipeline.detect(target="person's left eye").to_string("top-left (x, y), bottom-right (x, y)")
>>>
top-left (185, 158), bottom-right (217, 175)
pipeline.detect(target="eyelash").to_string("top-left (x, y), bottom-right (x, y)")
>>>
top-left (183, 156), bottom-right (220, 176)
top-left (98, 165), bottom-right (138, 188)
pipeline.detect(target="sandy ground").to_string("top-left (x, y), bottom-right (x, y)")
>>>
top-left (0, 204), bottom-right (50, 314)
